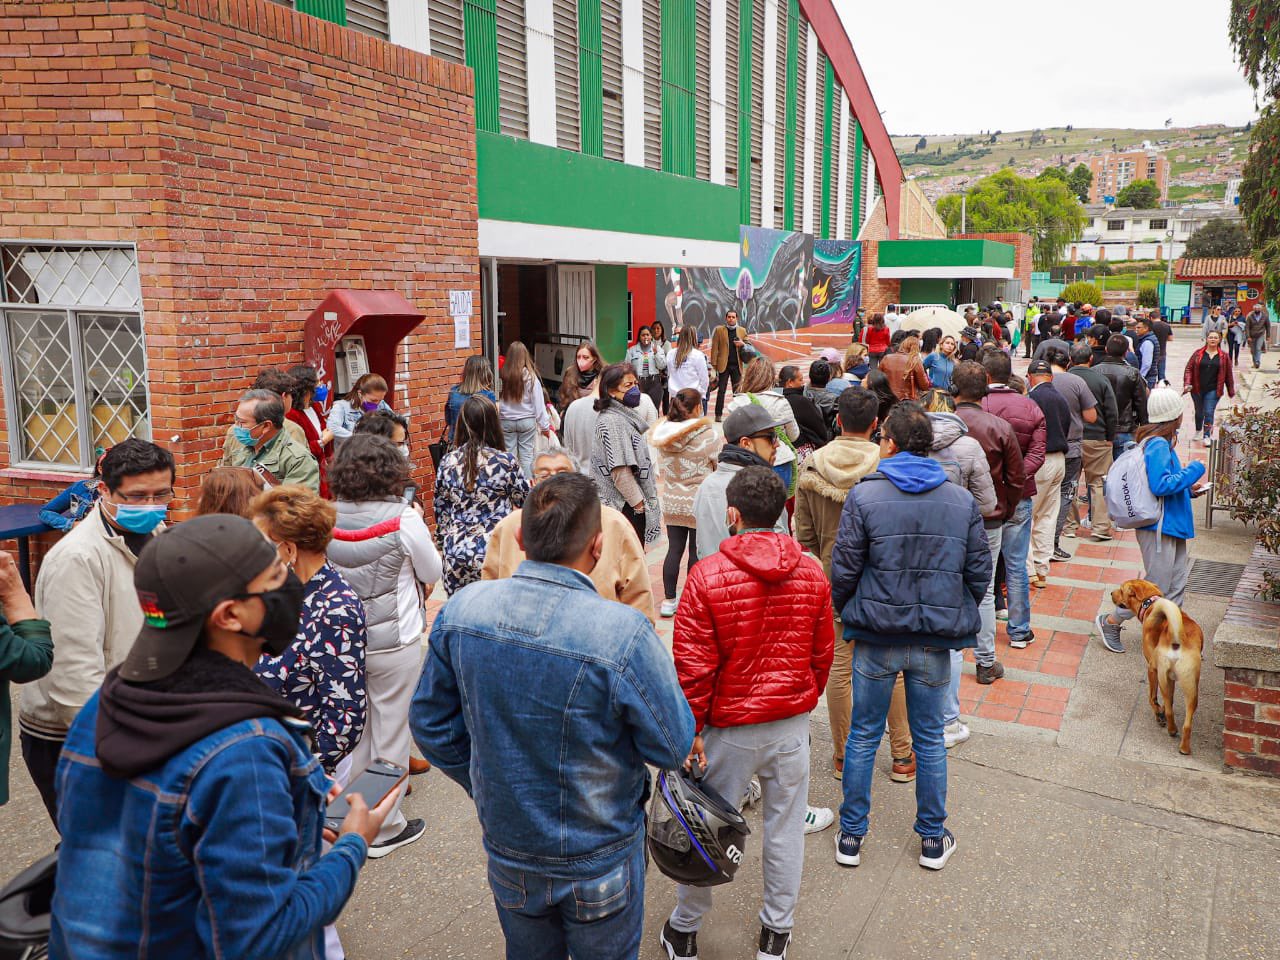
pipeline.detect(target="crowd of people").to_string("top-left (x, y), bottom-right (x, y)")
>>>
top-left (0, 297), bottom-right (1237, 960)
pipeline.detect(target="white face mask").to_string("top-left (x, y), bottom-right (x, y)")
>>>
top-left (398, 444), bottom-right (410, 459)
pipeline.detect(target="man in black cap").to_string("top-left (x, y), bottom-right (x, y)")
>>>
top-left (958, 327), bottom-right (981, 362)
top-left (693, 405), bottom-right (790, 556)
top-left (51, 514), bottom-right (393, 957)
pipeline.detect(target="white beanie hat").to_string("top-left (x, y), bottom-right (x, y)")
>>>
top-left (1146, 384), bottom-right (1184, 424)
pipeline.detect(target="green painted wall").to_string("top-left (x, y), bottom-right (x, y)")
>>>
top-left (852, 120), bottom-right (863, 232)
top-left (737, 0), bottom-right (753, 223)
top-left (297, 0), bottom-right (345, 24)
top-left (595, 265), bottom-right (630, 361)
top-left (820, 57), bottom-right (833, 239)
top-left (578, 0), bottom-right (604, 157)
top-left (477, 132), bottom-right (739, 241)
top-left (661, 0), bottom-right (696, 176)
top-left (464, 0), bottom-right (499, 133)
top-left (900, 278), bottom-right (955, 306)
top-left (782, 0), bottom-right (798, 229)
top-left (878, 239), bottom-right (1017, 270)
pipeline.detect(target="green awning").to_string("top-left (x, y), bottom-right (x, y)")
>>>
top-left (877, 239), bottom-right (1016, 279)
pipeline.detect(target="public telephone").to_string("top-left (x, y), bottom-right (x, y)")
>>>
top-left (334, 335), bottom-right (369, 395)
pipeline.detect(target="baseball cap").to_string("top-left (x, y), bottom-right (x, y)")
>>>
top-left (820, 347), bottom-right (842, 365)
top-left (723, 405), bottom-right (787, 444)
top-left (961, 326), bottom-right (979, 339)
top-left (120, 514), bottom-right (279, 682)
top-left (1026, 359), bottom-right (1052, 375)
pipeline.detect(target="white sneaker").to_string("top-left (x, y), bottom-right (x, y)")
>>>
top-left (742, 777), bottom-right (762, 808)
top-left (944, 721), bottom-right (971, 749)
top-left (660, 598), bottom-right (678, 618)
top-left (803, 805), bottom-right (834, 835)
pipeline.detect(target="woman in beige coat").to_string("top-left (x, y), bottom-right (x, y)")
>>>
top-left (647, 387), bottom-right (722, 617)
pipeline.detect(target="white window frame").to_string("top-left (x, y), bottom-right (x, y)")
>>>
top-left (0, 241), bottom-right (152, 472)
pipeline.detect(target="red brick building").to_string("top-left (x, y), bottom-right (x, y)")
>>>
top-left (0, 0), bottom-right (478, 513)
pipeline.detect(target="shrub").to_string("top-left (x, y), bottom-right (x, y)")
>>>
top-left (1221, 385), bottom-right (1280, 599)
top-left (1061, 281), bottom-right (1104, 305)
top-left (1137, 282), bottom-right (1160, 308)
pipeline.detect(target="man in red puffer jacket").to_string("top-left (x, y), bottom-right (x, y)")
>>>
top-left (660, 466), bottom-right (834, 960)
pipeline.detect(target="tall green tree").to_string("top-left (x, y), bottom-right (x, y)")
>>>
top-left (1067, 163), bottom-right (1093, 202)
top-left (936, 169), bottom-right (1087, 270)
top-left (1230, 1), bottom-right (1280, 295)
top-left (1116, 178), bottom-right (1161, 209)
top-left (1230, 0), bottom-right (1280, 97)
top-left (1037, 166), bottom-right (1068, 183)
top-left (1185, 218), bottom-right (1254, 257)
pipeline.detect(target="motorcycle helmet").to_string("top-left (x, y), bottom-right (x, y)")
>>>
top-left (647, 768), bottom-right (750, 887)
top-left (0, 851), bottom-right (55, 960)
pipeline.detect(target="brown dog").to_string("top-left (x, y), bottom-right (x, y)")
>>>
top-left (1111, 579), bottom-right (1204, 755)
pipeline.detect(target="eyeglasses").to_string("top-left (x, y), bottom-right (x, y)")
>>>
top-left (114, 489), bottom-right (176, 505)
top-left (233, 417), bottom-right (262, 429)
top-left (747, 432), bottom-right (779, 445)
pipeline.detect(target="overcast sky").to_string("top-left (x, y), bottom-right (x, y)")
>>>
top-left (834, 0), bottom-right (1260, 135)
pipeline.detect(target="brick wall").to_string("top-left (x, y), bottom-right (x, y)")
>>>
top-left (956, 232), bottom-right (1035, 289)
top-left (1223, 667), bottom-right (1280, 777)
top-left (0, 0), bottom-right (478, 514)
top-left (858, 197), bottom-right (900, 314)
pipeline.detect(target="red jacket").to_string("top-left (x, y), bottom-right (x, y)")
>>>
top-left (981, 385), bottom-right (1046, 500)
top-left (286, 404), bottom-right (330, 498)
top-left (861, 325), bottom-right (892, 355)
top-left (1183, 346), bottom-right (1235, 398)
top-left (673, 532), bottom-right (834, 730)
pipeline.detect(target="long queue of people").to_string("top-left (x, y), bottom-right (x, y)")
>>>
top-left (0, 304), bottom-right (1212, 960)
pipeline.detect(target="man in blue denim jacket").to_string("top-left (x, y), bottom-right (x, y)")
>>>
top-left (51, 515), bottom-right (392, 959)
top-left (412, 472), bottom-right (695, 959)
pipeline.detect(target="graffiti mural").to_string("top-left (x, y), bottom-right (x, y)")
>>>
top-left (657, 228), bottom-right (860, 338)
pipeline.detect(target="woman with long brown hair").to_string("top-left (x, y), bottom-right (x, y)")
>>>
top-left (665, 324), bottom-right (709, 410)
top-left (557, 340), bottom-right (604, 412)
top-left (445, 355), bottom-right (496, 444)
top-left (497, 341), bottom-right (552, 478)
top-left (878, 333), bottom-right (932, 401)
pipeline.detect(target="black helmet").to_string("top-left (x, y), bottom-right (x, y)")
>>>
top-left (647, 768), bottom-right (750, 887)
top-left (0, 852), bottom-right (55, 960)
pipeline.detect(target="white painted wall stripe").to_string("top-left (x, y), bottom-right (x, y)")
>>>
top-left (801, 24), bottom-right (817, 235)
top-left (621, 0), bottom-right (645, 166)
top-left (709, 0), bottom-right (727, 185)
top-left (525, 0), bottom-right (558, 147)
top-left (478, 219), bottom-right (740, 267)
top-left (388, 0), bottom-right (430, 54)
top-left (835, 99), bottom-right (849, 240)
top-left (760, 0), bottom-right (779, 229)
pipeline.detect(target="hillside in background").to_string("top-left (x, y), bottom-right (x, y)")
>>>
top-left (891, 125), bottom-right (1250, 204)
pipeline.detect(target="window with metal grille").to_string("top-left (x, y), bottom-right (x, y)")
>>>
top-left (345, 0), bottom-right (389, 37)
top-left (694, 0), bottom-right (710, 180)
top-left (748, 0), bottom-right (764, 223)
top-left (496, 0), bottom-right (529, 138)
top-left (643, 0), bottom-right (662, 169)
top-left (554, 0), bottom-right (582, 151)
top-left (1106, 220), bottom-right (1125, 231)
top-left (601, 0), bottom-right (625, 160)
top-left (1149, 218), bottom-right (1168, 230)
top-left (0, 244), bottom-right (151, 470)
top-left (723, 0), bottom-right (738, 189)
top-left (429, 0), bottom-right (467, 63)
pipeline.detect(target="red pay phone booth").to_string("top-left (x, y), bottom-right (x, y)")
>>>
top-left (303, 290), bottom-right (426, 401)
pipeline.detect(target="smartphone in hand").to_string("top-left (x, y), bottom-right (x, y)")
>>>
top-left (324, 759), bottom-right (409, 833)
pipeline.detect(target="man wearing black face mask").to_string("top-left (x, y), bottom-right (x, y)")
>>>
top-left (51, 514), bottom-right (394, 957)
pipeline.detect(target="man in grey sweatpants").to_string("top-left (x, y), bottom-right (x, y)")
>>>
top-left (660, 467), bottom-right (834, 960)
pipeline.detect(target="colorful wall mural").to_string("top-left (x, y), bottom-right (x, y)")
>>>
top-left (656, 227), bottom-right (861, 338)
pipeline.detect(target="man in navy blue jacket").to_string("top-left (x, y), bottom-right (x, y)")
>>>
top-left (829, 402), bottom-right (991, 872)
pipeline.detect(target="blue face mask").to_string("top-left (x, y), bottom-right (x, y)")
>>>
top-left (112, 503), bottom-right (167, 535)
top-left (622, 385), bottom-right (642, 408)
top-left (313, 384), bottom-right (329, 404)
top-left (233, 425), bottom-right (258, 448)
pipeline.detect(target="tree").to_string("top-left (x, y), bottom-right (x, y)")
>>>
top-left (915, 136), bottom-right (928, 153)
top-left (936, 169), bottom-right (1087, 271)
top-left (1116, 179), bottom-right (1161, 209)
top-left (1185, 218), bottom-right (1253, 257)
top-left (1230, 4), bottom-right (1280, 297)
top-left (1037, 167), bottom-right (1068, 183)
top-left (1061, 281), bottom-right (1104, 305)
top-left (1067, 163), bottom-right (1093, 202)
top-left (1229, 0), bottom-right (1280, 99)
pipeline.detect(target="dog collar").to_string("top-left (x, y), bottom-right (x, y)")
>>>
top-left (1136, 596), bottom-right (1158, 622)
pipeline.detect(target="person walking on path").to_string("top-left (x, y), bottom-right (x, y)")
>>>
top-left (1045, 347), bottom-right (1098, 547)
top-left (444, 355), bottom-right (497, 445)
top-left (20, 439), bottom-right (175, 824)
top-left (1246, 304), bottom-right (1271, 369)
top-left (830, 402), bottom-right (991, 872)
top-left (660, 466), bottom-right (834, 960)
top-left (0, 552), bottom-right (51, 807)
top-left (794, 388), bottom-right (915, 782)
top-left (1096, 386), bottom-right (1208, 654)
top-left (1096, 334), bottom-right (1150, 459)
top-left (649, 388), bottom-right (721, 618)
top-left (1183, 330), bottom-right (1236, 446)
top-left (626, 325), bottom-right (668, 411)
top-left (1024, 360), bottom-right (1070, 588)
top-left (413, 473), bottom-right (695, 960)
top-left (979, 352), bottom-right (1044, 653)
top-left (327, 434), bottom-right (442, 858)
top-left (497, 341), bottom-right (553, 479)
top-left (591, 363), bottom-right (663, 547)
top-left (710, 308), bottom-right (752, 420)
top-left (434, 396), bottom-right (530, 595)
top-left (1202, 305), bottom-right (1227, 342)
top-left (1226, 307), bottom-right (1245, 367)
top-left (483, 449), bottom-right (655, 622)
top-left (1068, 343), bottom-right (1119, 542)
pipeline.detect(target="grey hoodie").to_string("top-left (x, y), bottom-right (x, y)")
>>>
top-left (927, 412), bottom-right (999, 519)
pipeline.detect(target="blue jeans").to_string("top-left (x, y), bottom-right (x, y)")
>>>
top-left (1251, 335), bottom-right (1265, 367)
top-left (841, 643), bottom-right (951, 839)
top-left (501, 417), bottom-right (537, 479)
top-left (1113, 431), bottom-right (1134, 462)
top-left (1000, 499), bottom-right (1033, 643)
top-left (1193, 389), bottom-right (1219, 434)
top-left (972, 524), bottom-right (1002, 669)
top-left (486, 840), bottom-right (646, 960)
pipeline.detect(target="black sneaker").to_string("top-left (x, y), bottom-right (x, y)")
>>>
top-left (920, 829), bottom-right (958, 870)
top-left (757, 926), bottom-right (791, 959)
top-left (367, 818), bottom-right (426, 859)
top-left (1008, 630), bottom-right (1035, 650)
top-left (975, 661), bottom-right (1005, 684)
top-left (834, 831), bottom-right (863, 867)
top-left (660, 920), bottom-right (698, 959)
top-left (1052, 547), bottom-right (1071, 561)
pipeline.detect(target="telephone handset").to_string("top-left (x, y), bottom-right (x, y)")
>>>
top-left (334, 335), bottom-right (369, 395)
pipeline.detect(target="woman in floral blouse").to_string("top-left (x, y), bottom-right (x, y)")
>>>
top-left (249, 484), bottom-right (367, 774)
top-left (434, 395), bottom-right (530, 595)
